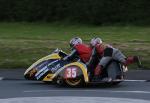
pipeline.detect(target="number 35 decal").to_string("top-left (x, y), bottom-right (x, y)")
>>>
top-left (65, 67), bottom-right (77, 78)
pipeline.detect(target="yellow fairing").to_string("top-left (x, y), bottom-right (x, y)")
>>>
top-left (24, 53), bottom-right (61, 75)
top-left (43, 74), bottom-right (54, 81)
top-left (52, 62), bottom-right (89, 83)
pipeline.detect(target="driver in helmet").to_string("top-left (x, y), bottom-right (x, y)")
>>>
top-left (63, 37), bottom-right (92, 64)
top-left (88, 37), bottom-right (142, 79)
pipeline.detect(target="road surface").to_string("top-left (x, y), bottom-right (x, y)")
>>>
top-left (0, 69), bottom-right (150, 103)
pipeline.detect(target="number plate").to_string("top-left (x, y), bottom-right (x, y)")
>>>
top-left (65, 67), bottom-right (77, 79)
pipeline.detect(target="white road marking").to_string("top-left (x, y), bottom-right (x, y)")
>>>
top-left (23, 89), bottom-right (150, 94)
top-left (124, 80), bottom-right (147, 82)
top-left (0, 77), bottom-right (4, 80)
top-left (0, 97), bottom-right (150, 103)
top-left (113, 91), bottom-right (150, 94)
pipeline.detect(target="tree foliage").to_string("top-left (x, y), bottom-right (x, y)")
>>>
top-left (0, 0), bottom-right (150, 25)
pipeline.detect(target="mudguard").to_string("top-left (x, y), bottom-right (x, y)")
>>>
top-left (52, 62), bottom-right (89, 83)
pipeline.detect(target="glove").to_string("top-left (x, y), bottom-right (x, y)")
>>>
top-left (94, 65), bottom-right (102, 76)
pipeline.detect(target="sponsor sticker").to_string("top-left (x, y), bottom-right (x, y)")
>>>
top-left (51, 64), bottom-right (61, 73)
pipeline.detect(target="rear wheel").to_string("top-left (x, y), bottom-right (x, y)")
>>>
top-left (55, 76), bottom-right (84, 87)
top-left (65, 78), bottom-right (83, 87)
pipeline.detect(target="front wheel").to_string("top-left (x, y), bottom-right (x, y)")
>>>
top-left (65, 77), bottom-right (83, 87)
top-left (56, 76), bottom-right (84, 87)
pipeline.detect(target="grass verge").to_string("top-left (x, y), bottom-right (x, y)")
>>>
top-left (0, 22), bottom-right (149, 69)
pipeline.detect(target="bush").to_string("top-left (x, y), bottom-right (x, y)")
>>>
top-left (0, 0), bottom-right (150, 25)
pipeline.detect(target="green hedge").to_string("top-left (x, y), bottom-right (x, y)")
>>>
top-left (0, 0), bottom-right (150, 25)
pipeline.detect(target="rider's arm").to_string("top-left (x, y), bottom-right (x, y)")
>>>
top-left (59, 50), bottom-right (68, 58)
top-left (63, 49), bottom-right (78, 61)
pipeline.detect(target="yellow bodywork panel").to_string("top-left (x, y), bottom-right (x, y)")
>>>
top-left (29, 68), bottom-right (37, 77)
top-left (24, 52), bottom-right (89, 83)
top-left (43, 74), bottom-right (54, 81)
top-left (24, 53), bottom-right (61, 75)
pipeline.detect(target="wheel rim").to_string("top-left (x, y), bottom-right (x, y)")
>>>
top-left (65, 78), bottom-right (81, 86)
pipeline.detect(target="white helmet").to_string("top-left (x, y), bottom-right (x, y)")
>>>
top-left (90, 37), bottom-right (102, 47)
top-left (69, 37), bottom-right (82, 47)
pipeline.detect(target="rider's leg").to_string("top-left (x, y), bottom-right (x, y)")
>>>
top-left (112, 49), bottom-right (126, 63)
top-left (87, 56), bottom-right (99, 81)
top-left (112, 49), bottom-right (142, 68)
top-left (95, 56), bottom-right (112, 76)
top-left (125, 56), bottom-right (142, 67)
top-left (94, 47), bottom-right (114, 76)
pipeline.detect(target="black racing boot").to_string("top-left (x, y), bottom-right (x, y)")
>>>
top-left (133, 56), bottom-right (142, 68)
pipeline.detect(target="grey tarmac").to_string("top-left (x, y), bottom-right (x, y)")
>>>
top-left (0, 68), bottom-right (150, 102)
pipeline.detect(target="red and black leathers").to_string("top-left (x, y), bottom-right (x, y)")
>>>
top-left (74, 44), bottom-right (92, 63)
top-left (95, 44), bottom-right (105, 57)
top-left (64, 44), bottom-right (92, 63)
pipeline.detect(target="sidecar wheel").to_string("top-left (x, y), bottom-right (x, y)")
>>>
top-left (65, 76), bottom-right (84, 87)
top-left (56, 76), bottom-right (65, 86)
